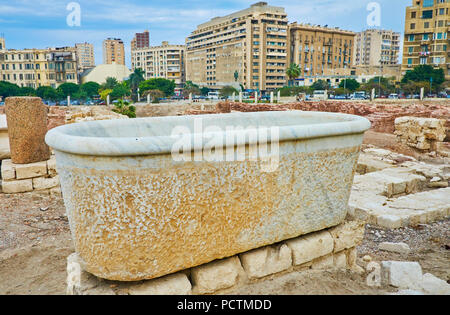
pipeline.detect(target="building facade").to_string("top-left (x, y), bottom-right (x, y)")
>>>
top-left (0, 39), bottom-right (78, 88)
top-left (131, 30), bottom-right (150, 50)
top-left (288, 23), bottom-right (355, 79)
top-left (185, 2), bottom-right (288, 92)
top-left (103, 38), bottom-right (125, 65)
top-left (354, 29), bottom-right (401, 66)
top-left (131, 41), bottom-right (185, 89)
top-left (75, 42), bottom-right (95, 72)
top-left (402, 0), bottom-right (450, 79)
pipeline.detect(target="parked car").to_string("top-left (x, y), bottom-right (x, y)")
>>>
top-left (388, 93), bottom-right (399, 99)
top-left (0, 101), bottom-right (4, 106)
top-left (334, 95), bottom-right (348, 100)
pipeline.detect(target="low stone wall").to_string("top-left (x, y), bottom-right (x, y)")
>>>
top-left (394, 117), bottom-right (446, 151)
top-left (0, 156), bottom-right (59, 194)
top-left (66, 219), bottom-right (365, 295)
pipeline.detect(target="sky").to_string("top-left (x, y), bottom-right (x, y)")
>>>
top-left (0, 0), bottom-right (411, 67)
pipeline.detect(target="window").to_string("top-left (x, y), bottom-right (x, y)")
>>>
top-left (439, 8), bottom-right (444, 15)
top-left (423, 0), bottom-right (434, 7)
top-left (409, 47), bottom-right (414, 53)
top-left (411, 11), bottom-right (416, 18)
top-left (424, 22), bottom-right (430, 28)
top-left (409, 34), bottom-right (415, 41)
top-left (410, 23), bottom-right (416, 30)
top-left (423, 34), bottom-right (429, 40)
top-left (422, 10), bottom-right (433, 19)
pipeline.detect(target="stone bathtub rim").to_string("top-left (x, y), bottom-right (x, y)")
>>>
top-left (45, 110), bottom-right (371, 157)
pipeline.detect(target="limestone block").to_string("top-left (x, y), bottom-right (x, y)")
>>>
top-left (47, 156), bottom-right (57, 176)
top-left (286, 230), bottom-right (334, 266)
top-left (15, 161), bottom-right (47, 179)
top-left (379, 242), bottom-right (411, 255)
top-left (311, 254), bottom-right (334, 270)
top-left (239, 244), bottom-right (292, 279)
top-left (5, 97), bottom-right (51, 164)
top-left (128, 273), bottom-right (192, 295)
top-left (1, 159), bottom-right (15, 180)
top-left (420, 273), bottom-right (450, 295)
top-left (346, 248), bottom-right (357, 267)
top-left (0, 127), bottom-right (10, 159)
top-left (377, 215), bottom-right (402, 229)
top-left (191, 256), bottom-right (243, 294)
top-left (328, 220), bottom-right (365, 252)
top-left (381, 261), bottom-right (423, 289)
top-left (1, 178), bottom-right (33, 193)
top-left (32, 175), bottom-right (59, 190)
top-left (333, 251), bottom-right (347, 269)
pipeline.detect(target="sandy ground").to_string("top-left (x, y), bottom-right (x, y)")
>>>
top-left (0, 189), bottom-right (448, 295)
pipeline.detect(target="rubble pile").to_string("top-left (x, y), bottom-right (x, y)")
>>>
top-left (394, 117), bottom-right (446, 151)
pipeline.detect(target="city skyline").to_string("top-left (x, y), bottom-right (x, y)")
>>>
top-left (0, 0), bottom-right (410, 67)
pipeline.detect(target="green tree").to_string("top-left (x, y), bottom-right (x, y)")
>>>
top-left (286, 63), bottom-right (301, 86)
top-left (401, 65), bottom-right (445, 85)
top-left (110, 83), bottom-right (131, 100)
top-left (310, 79), bottom-right (329, 91)
top-left (57, 83), bottom-right (79, 97)
top-left (73, 90), bottom-right (88, 102)
top-left (102, 77), bottom-right (119, 90)
top-left (139, 78), bottom-right (175, 96)
top-left (219, 86), bottom-right (238, 98)
top-left (0, 81), bottom-right (21, 98)
top-left (361, 77), bottom-right (395, 95)
top-left (129, 68), bottom-right (146, 101)
top-left (333, 87), bottom-right (350, 96)
top-left (36, 86), bottom-right (62, 101)
top-left (81, 81), bottom-right (101, 98)
top-left (200, 87), bottom-right (210, 96)
top-left (19, 86), bottom-right (36, 96)
top-left (339, 79), bottom-right (360, 92)
top-left (143, 89), bottom-right (165, 103)
top-left (112, 99), bottom-right (136, 118)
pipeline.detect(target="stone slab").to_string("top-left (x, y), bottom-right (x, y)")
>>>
top-left (286, 230), bottom-right (334, 266)
top-left (239, 244), bottom-right (292, 279)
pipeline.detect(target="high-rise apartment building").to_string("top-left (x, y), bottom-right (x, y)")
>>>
top-left (131, 30), bottom-right (150, 50)
top-left (0, 37), bottom-right (5, 52)
top-left (75, 42), bottom-right (95, 72)
top-left (103, 38), bottom-right (125, 65)
top-left (0, 40), bottom-right (78, 88)
top-left (185, 2), bottom-right (288, 91)
top-left (354, 29), bottom-right (401, 66)
top-left (288, 23), bottom-right (355, 78)
top-left (131, 41), bottom-right (185, 89)
top-left (402, 0), bottom-right (449, 79)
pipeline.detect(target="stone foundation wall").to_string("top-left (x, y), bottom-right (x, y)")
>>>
top-left (0, 156), bottom-right (60, 194)
top-left (66, 219), bottom-right (365, 295)
top-left (394, 117), bottom-right (446, 151)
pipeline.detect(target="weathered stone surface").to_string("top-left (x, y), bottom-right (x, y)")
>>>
top-left (420, 273), bottom-right (450, 295)
top-left (395, 117), bottom-right (446, 151)
top-left (377, 215), bottom-right (402, 229)
top-left (47, 156), bottom-right (57, 176)
top-left (333, 251), bottom-right (347, 269)
top-left (239, 244), bottom-right (292, 279)
top-left (379, 242), bottom-right (411, 255)
top-left (32, 175), bottom-right (59, 190)
top-left (15, 161), bottom-right (47, 179)
top-left (329, 220), bottom-right (365, 252)
top-left (286, 230), bottom-right (334, 266)
top-left (346, 248), bottom-right (357, 267)
top-left (1, 159), bottom-right (15, 180)
top-left (0, 114), bottom-right (10, 159)
top-left (1, 179), bottom-right (33, 193)
top-left (311, 254), bottom-right (334, 270)
top-left (128, 273), bottom-right (192, 295)
top-left (191, 257), bottom-right (243, 294)
top-left (381, 261), bottom-right (423, 289)
top-left (5, 97), bottom-right (50, 164)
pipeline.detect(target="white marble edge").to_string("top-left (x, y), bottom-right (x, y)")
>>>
top-left (45, 111), bottom-right (371, 156)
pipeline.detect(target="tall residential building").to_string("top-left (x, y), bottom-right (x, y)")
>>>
top-left (131, 41), bottom-right (185, 89)
top-left (0, 41), bottom-right (78, 88)
top-left (75, 42), bottom-right (95, 72)
top-left (288, 23), bottom-right (356, 78)
top-left (402, 0), bottom-right (450, 79)
top-left (131, 30), bottom-right (150, 50)
top-left (354, 29), bottom-right (401, 66)
top-left (103, 38), bottom-right (125, 65)
top-left (0, 37), bottom-right (5, 52)
top-left (185, 2), bottom-right (288, 91)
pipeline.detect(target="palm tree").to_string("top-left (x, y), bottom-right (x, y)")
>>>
top-left (129, 68), bottom-right (145, 94)
top-left (286, 63), bottom-right (301, 87)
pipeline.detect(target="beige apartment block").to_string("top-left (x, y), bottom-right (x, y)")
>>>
top-left (354, 29), bottom-right (400, 66)
top-left (103, 38), bottom-right (125, 65)
top-left (402, 0), bottom-right (450, 79)
top-left (185, 2), bottom-right (288, 92)
top-left (288, 23), bottom-right (356, 78)
top-left (75, 42), bottom-right (95, 72)
top-left (0, 39), bottom-right (78, 88)
top-left (131, 41), bottom-right (185, 88)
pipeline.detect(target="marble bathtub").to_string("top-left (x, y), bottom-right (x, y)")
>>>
top-left (45, 111), bottom-right (371, 281)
